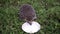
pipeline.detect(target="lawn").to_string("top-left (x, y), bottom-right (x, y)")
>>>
top-left (0, 0), bottom-right (60, 34)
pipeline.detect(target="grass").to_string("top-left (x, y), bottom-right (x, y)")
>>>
top-left (0, 0), bottom-right (60, 34)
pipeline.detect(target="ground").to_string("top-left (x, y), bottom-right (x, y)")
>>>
top-left (0, 0), bottom-right (60, 34)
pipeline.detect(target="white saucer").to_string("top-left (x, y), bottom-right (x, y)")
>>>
top-left (22, 21), bottom-right (41, 33)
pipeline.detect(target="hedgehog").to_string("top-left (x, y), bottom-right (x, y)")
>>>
top-left (19, 4), bottom-right (36, 25)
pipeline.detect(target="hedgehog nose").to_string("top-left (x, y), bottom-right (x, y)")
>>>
top-left (27, 21), bottom-right (32, 25)
top-left (29, 23), bottom-right (32, 25)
